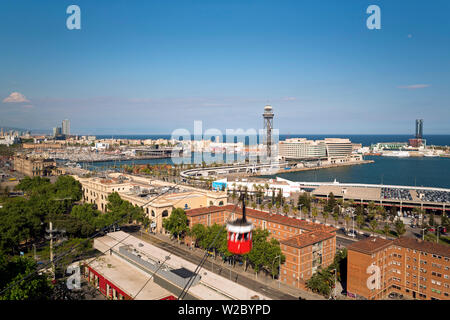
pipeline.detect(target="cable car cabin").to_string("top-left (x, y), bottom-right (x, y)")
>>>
top-left (226, 219), bottom-right (253, 255)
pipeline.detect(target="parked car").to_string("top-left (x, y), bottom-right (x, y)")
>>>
top-left (347, 231), bottom-right (356, 238)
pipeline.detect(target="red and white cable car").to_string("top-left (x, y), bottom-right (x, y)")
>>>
top-left (226, 196), bottom-right (253, 255)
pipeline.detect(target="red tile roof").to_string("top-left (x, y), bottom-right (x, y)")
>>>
top-left (185, 204), bottom-right (337, 234)
top-left (393, 237), bottom-right (450, 258)
top-left (280, 231), bottom-right (335, 249)
top-left (184, 205), bottom-right (227, 217)
top-left (347, 237), bottom-right (393, 255)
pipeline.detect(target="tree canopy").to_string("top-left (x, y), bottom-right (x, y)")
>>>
top-left (162, 208), bottom-right (189, 243)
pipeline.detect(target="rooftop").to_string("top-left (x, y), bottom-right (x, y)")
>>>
top-left (94, 231), bottom-right (271, 300)
top-left (347, 236), bottom-right (393, 255)
top-left (86, 253), bottom-right (172, 300)
top-left (185, 205), bottom-right (337, 234)
top-left (280, 231), bottom-right (334, 249)
top-left (393, 237), bottom-right (450, 258)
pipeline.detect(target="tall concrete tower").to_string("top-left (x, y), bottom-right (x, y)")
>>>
top-left (263, 105), bottom-right (274, 159)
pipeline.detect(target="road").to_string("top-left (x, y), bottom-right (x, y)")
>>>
top-left (124, 228), bottom-right (300, 300)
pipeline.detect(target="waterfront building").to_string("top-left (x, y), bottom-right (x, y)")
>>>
top-left (279, 138), bottom-right (327, 159)
top-left (184, 204), bottom-right (336, 289)
top-left (347, 236), bottom-right (450, 300)
top-left (13, 155), bottom-right (56, 177)
top-left (311, 183), bottom-right (450, 214)
top-left (0, 136), bottom-right (20, 146)
top-left (371, 142), bottom-right (408, 151)
top-left (278, 138), bottom-right (353, 160)
top-left (74, 173), bottom-right (227, 233)
top-left (323, 138), bottom-right (353, 158)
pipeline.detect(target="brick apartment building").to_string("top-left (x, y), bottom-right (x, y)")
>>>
top-left (347, 236), bottom-right (450, 300)
top-left (184, 204), bottom-right (337, 289)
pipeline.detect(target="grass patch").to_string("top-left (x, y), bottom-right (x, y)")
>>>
top-left (424, 233), bottom-right (450, 246)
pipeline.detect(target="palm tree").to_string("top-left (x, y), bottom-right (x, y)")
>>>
top-left (344, 215), bottom-right (351, 232)
top-left (259, 202), bottom-right (266, 211)
top-left (369, 219), bottom-right (378, 236)
top-left (268, 202), bottom-right (273, 212)
top-left (322, 211), bottom-right (329, 224)
top-left (275, 201), bottom-right (281, 214)
top-left (302, 206), bottom-right (308, 220)
top-left (395, 220), bottom-right (406, 238)
top-left (292, 207), bottom-right (298, 217)
top-left (333, 212), bottom-right (339, 227)
top-left (283, 204), bottom-right (289, 216)
top-left (311, 207), bottom-right (318, 222)
top-left (383, 224), bottom-right (390, 238)
top-left (356, 214), bottom-right (364, 231)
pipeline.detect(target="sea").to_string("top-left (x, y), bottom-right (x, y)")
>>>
top-left (87, 134), bottom-right (450, 189)
top-left (95, 134), bottom-right (450, 147)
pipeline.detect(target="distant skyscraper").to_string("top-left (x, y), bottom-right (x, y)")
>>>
top-left (53, 127), bottom-right (62, 136)
top-left (415, 119), bottom-right (423, 139)
top-left (62, 119), bottom-right (70, 136)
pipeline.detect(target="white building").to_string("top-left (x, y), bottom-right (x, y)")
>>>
top-left (278, 138), bottom-right (353, 160)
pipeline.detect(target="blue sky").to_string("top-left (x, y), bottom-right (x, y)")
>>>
top-left (0, 0), bottom-right (449, 135)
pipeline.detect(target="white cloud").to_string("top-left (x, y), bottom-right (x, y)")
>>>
top-left (397, 84), bottom-right (430, 89)
top-left (2, 92), bottom-right (30, 103)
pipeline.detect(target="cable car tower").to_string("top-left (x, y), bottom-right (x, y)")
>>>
top-left (263, 105), bottom-right (274, 161)
top-left (226, 193), bottom-right (253, 255)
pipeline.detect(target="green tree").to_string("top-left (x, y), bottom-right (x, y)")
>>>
top-left (344, 215), bottom-right (351, 231)
top-left (297, 193), bottom-right (311, 211)
top-left (190, 224), bottom-right (207, 248)
top-left (333, 211), bottom-right (339, 227)
top-left (429, 213), bottom-right (435, 227)
top-left (162, 208), bottom-right (189, 243)
top-left (325, 192), bottom-right (336, 213)
top-left (383, 224), bottom-right (391, 237)
top-left (0, 255), bottom-right (53, 300)
top-left (378, 206), bottom-right (387, 222)
top-left (369, 219), bottom-right (378, 236)
top-left (105, 192), bottom-right (145, 226)
top-left (356, 214), bottom-right (364, 230)
top-left (311, 207), bottom-right (318, 221)
top-left (322, 211), bottom-right (329, 224)
top-left (395, 219), bottom-right (406, 238)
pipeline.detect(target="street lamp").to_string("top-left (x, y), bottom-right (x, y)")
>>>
top-left (420, 227), bottom-right (427, 241)
top-left (436, 225), bottom-right (442, 244)
top-left (298, 204), bottom-right (303, 220)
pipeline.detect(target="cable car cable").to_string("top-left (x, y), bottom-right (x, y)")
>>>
top-left (178, 192), bottom-right (248, 300)
top-left (0, 180), bottom-right (185, 296)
